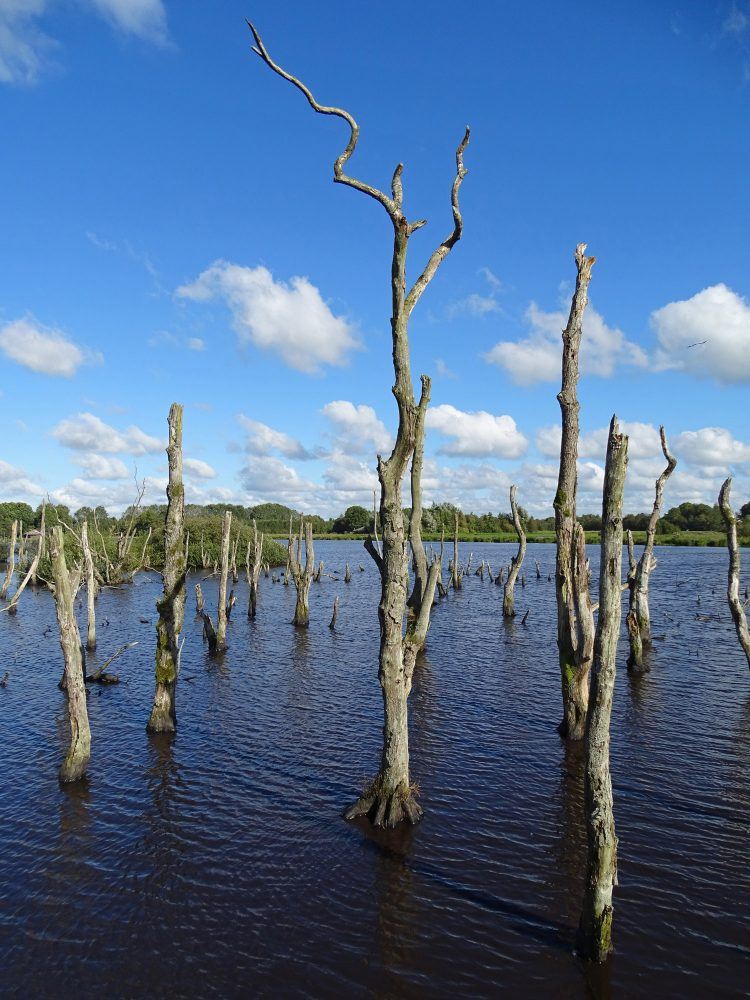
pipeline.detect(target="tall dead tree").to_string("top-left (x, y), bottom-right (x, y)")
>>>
top-left (1, 519), bottom-right (17, 599)
top-left (577, 417), bottom-right (628, 962)
top-left (81, 520), bottom-right (97, 651)
top-left (625, 426), bottom-right (676, 672)
top-left (718, 478), bottom-right (750, 670)
top-left (147, 403), bottom-right (186, 733)
top-left (49, 525), bottom-right (90, 783)
top-left (554, 244), bottom-right (596, 739)
top-left (451, 511), bottom-right (462, 590)
top-left (247, 21), bottom-right (469, 826)
top-left (407, 376), bottom-right (431, 614)
top-left (216, 510), bottom-right (231, 651)
top-left (5, 500), bottom-right (46, 616)
top-left (246, 519), bottom-right (263, 619)
top-left (503, 484), bottom-right (526, 618)
top-left (288, 515), bottom-right (314, 627)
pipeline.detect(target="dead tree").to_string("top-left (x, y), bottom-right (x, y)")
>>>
top-left (288, 515), bottom-right (314, 627)
top-left (216, 510), bottom-right (232, 651)
top-left (246, 519), bottom-right (264, 618)
top-left (626, 427), bottom-right (676, 672)
top-left (344, 563), bottom-right (352, 583)
top-left (554, 244), bottom-right (596, 739)
top-left (1, 519), bottom-right (17, 599)
top-left (195, 582), bottom-right (204, 614)
top-left (329, 596), bottom-right (339, 630)
top-left (718, 478), bottom-right (750, 670)
top-left (81, 520), bottom-right (97, 651)
top-left (248, 22), bottom-right (470, 826)
top-left (503, 484), bottom-right (526, 618)
top-left (577, 416), bottom-right (628, 962)
top-left (407, 376), bottom-right (431, 613)
top-left (147, 403), bottom-right (186, 733)
top-left (451, 511), bottom-right (462, 591)
top-left (49, 525), bottom-right (90, 783)
top-left (5, 500), bottom-right (45, 615)
top-left (231, 530), bottom-right (240, 584)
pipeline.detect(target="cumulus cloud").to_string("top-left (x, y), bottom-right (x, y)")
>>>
top-left (184, 458), bottom-right (216, 479)
top-left (321, 400), bottom-right (393, 454)
top-left (176, 261), bottom-right (360, 374)
top-left (238, 455), bottom-right (316, 500)
top-left (535, 421), bottom-right (664, 461)
top-left (0, 457), bottom-right (43, 497)
top-left (651, 284), bottom-right (750, 383)
top-left (51, 412), bottom-right (163, 454)
top-left (672, 426), bottom-right (750, 466)
top-left (73, 453), bottom-right (130, 479)
top-left (86, 0), bottom-right (168, 44)
top-left (237, 415), bottom-right (316, 461)
top-left (0, 317), bottom-right (101, 376)
top-left (446, 267), bottom-right (503, 319)
top-left (485, 302), bottom-right (647, 386)
top-left (426, 404), bottom-right (527, 458)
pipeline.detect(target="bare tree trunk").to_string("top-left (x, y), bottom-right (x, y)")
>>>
top-left (288, 516), bottom-right (314, 627)
top-left (17, 521), bottom-right (24, 563)
top-left (249, 22), bottom-right (468, 826)
top-left (216, 510), bottom-right (231, 651)
top-left (81, 520), bottom-right (97, 651)
top-left (1, 519), bottom-right (17, 599)
top-left (626, 427), bottom-right (676, 673)
top-left (407, 376), bottom-right (430, 613)
top-left (503, 484), bottom-right (526, 618)
top-left (578, 417), bottom-right (628, 962)
top-left (452, 511), bottom-right (462, 590)
top-left (148, 403), bottom-right (186, 733)
top-left (31, 504), bottom-right (45, 587)
top-left (50, 525), bottom-right (90, 783)
top-left (247, 519), bottom-right (263, 618)
top-left (6, 500), bottom-right (46, 616)
top-left (554, 244), bottom-right (596, 739)
top-left (195, 582), bottom-right (204, 614)
top-left (231, 530), bottom-right (240, 584)
top-left (344, 562), bottom-right (352, 583)
top-left (718, 477), bottom-right (750, 670)
top-left (329, 596), bottom-right (339, 630)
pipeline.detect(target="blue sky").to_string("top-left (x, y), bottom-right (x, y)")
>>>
top-left (1, 0), bottom-right (749, 516)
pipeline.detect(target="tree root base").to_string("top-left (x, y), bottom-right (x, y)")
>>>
top-left (343, 780), bottom-right (423, 828)
top-left (59, 757), bottom-right (89, 784)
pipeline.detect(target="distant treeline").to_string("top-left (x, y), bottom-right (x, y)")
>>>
top-left (1, 498), bottom-right (747, 544)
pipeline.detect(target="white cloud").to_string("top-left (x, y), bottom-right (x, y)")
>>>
top-left (0, 457), bottom-right (43, 497)
top-left (426, 404), bottom-right (527, 458)
top-left (177, 261), bottom-right (360, 374)
top-left (321, 400), bottom-right (393, 454)
top-left (186, 337), bottom-right (205, 351)
top-left (651, 284), bottom-right (750, 383)
top-left (447, 266), bottom-right (503, 318)
top-left (485, 301), bottom-right (647, 386)
top-left (322, 451), bottom-right (379, 494)
top-left (73, 453), bottom-right (130, 479)
top-left (184, 457), bottom-right (217, 479)
top-left (535, 421), bottom-right (664, 460)
top-left (86, 0), bottom-right (168, 44)
top-left (51, 412), bottom-right (163, 454)
top-left (673, 427), bottom-right (750, 466)
top-left (434, 358), bottom-right (456, 379)
top-left (0, 317), bottom-right (101, 376)
top-left (237, 415), bottom-right (316, 460)
top-left (238, 455), bottom-right (316, 499)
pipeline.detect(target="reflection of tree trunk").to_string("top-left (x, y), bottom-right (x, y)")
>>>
top-left (554, 245), bottom-right (596, 740)
top-left (148, 403), bottom-right (186, 734)
top-left (578, 417), bottom-right (627, 963)
top-left (50, 525), bottom-right (91, 783)
top-left (719, 478), bottom-right (750, 670)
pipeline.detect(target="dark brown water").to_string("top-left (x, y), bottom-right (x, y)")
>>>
top-left (1, 542), bottom-right (749, 998)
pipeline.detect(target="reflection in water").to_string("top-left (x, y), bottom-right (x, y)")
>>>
top-left (1, 544), bottom-right (749, 995)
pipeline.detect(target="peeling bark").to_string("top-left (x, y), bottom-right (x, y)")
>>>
top-left (50, 525), bottom-right (90, 783)
top-left (147, 403), bottom-right (186, 733)
top-left (554, 244), bottom-right (596, 739)
top-left (503, 485), bottom-right (526, 618)
top-left (578, 416), bottom-right (628, 962)
top-left (718, 477), bottom-right (750, 670)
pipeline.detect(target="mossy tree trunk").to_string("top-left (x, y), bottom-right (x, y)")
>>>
top-left (626, 427), bottom-right (676, 672)
top-left (578, 416), bottom-right (628, 962)
top-left (554, 244), bottom-right (596, 739)
top-left (248, 22), bottom-right (468, 825)
top-left (1, 519), bottom-right (17, 599)
top-left (147, 403), bottom-right (186, 733)
top-left (503, 484), bottom-right (526, 618)
top-left (288, 516), bottom-right (314, 627)
top-left (50, 525), bottom-right (90, 783)
top-left (718, 477), bottom-right (750, 670)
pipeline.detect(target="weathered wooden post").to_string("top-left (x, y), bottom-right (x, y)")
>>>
top-left (147, 403), bottom-right (186, 733)
top-left (577, 416), bottom-right (628, 962)
top-left (503, 484), bottom-right (526, 618)
top-left (50, 525), bottom-right (90, 783)
top-left (718, 477), bottom-right (750, 670)
top-left (554, 244), bottom-right (596, 739)
top-left (626, 427), bottom-right (676, 672)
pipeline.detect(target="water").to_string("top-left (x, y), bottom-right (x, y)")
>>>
top-left (1, 542), bottom-right (748, 998)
